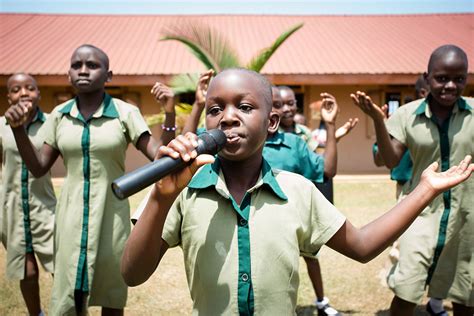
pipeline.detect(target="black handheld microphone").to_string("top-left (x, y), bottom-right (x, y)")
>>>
top-left (112, 129), bottom-right (227, 200)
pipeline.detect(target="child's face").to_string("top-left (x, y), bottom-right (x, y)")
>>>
top-left (425, 52), bottom-right (468, 108)
top-left (271, 87), bottom-right (284, 117)
top-left (279, 87), bottom-right (297, 127)
top-left (7, 74), bottom-right (40, 112)
top-left (205, 71), bottom-right (277, 161)
top-left (68, 46), bottom-right (111, 93)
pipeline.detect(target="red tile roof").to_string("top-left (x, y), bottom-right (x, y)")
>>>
top-left (0, 13), bottom-right (472, 76)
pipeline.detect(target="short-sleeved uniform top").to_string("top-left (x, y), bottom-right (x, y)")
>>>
top-left (163, 158), bottom-right (346, 315)
top-left (0, 110), bottom-right (56, 280)
top-left (280, 123), bottom-right (318, 152)
top-left (41, 94), bottom-right (150, 314)
top-left (263, 131), bottom-right (325, 184)
top-left (386, 96), bottom-right (474, 305)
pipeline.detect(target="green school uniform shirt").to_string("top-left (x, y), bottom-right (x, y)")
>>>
top-left (279, 123), bottom-right (318, 152)
top-left (264, 131), bottom-right (325, 184)
top-left (41, 94), bottom-right (150, 314)
top-left (0, 110), bottom-right (56, 280)
top-left (385, 96), bottom-right (474, 305)
top-left (162, 158), bottom-right (346, 315)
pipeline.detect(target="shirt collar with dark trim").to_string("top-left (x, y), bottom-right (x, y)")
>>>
top-left (265, 130), bottom-right (291, 148)
top-left (34, 108), bottom-right (46, 123)
top-left (58, 93), bottom-right (120, 120)
top-left (188, 157), bottom-right (288, 201)
top-left (414, 95), bottom-right (472, 118)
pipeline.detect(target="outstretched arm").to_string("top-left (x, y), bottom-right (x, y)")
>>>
top-left (320, 93), bottom-right (338, 178)
top-left (182, 70), bottom-right (213, 135)
top-left (5, 102), bottom-right (59, 177)
top-left (326, 155), bottom-right (473, 263)
top-left (121, 133), bottom-right (215, 286)
top-left (370, 104), bottom-right (389, 167)
top-left (351, 92), bottom-right (405, 168)
top-left (136, 82), bottom-right (176, 160)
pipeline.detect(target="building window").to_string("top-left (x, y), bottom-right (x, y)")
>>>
top-left (385, 92), bottom-right (401, 116)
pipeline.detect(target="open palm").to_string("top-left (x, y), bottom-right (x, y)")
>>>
top-left (320, 93), bottom-right (339, 123)
top-left (350, 91), bottom-right (386, 121)
top-left (421, 156), bottom-right (473, 193)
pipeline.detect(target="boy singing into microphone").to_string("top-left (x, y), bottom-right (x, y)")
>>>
top-left (121, 68), bottom-right (473, 315)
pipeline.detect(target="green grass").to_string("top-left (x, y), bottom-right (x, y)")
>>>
top-left (0, 179), bottom-right (451, 315)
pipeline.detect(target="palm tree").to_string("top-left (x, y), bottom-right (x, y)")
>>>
top-left (145, 21), bottom-right (303, 130)
top-left (162, 21), bottom-right (304, 93)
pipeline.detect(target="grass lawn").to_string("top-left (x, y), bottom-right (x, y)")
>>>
top-left (0, 178), bottom-right (451, 315)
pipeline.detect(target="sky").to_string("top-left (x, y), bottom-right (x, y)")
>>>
top-left (1, 0), bottom-right (473, 15)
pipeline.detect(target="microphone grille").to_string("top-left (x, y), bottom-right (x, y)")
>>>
top-left (198, 129), bottom-right (227, 155)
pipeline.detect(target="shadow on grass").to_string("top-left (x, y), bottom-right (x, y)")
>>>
top-left (376, 303), bottom-right (451, 315)
top-left (296, 305), bottom-right (358, 315)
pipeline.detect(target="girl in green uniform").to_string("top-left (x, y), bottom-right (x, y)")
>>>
top-left (5, 45), bottom-right (174, 315)
top-left (1, 73), bottom-right (56, 316)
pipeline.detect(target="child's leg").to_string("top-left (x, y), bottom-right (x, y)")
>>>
top-left (304, 257), bottom-right (340, 315)
top-left (304, 256), bottom-right (324, 300)
top-left (452, 302), bottom-right (474, 316)
top-left (20, 252), bottom-right (41, 315)
top-left (102, 307), bottom-right (124, 316)
top-left (390, 295), bottom-right (416, 316)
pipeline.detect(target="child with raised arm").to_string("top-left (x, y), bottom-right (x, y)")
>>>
top-left (4, 45), bottom-right (175, 315)
top-left (352, 45), bottom-right (473, 316)
top-left (267, 86), bottom-right (340, 315)
top-left (121, 68), bottom-right (473, 315)
top-left (1, 73), bottom-right (56, 316)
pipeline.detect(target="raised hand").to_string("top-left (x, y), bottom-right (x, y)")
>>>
top-left (380, 104), bottom-right (389, 120)
top-left (335, 117), bottom-right (359, 140)
top-left (419, 155), bottom-right (473, 195)
top-left (151, 82), bottom-right (175, 113)
top-left (5, 100), bottom-right (33, 128)
top-left (350, 91), bottom-right (386, 121)
top-left (195, 69), bottom-right (214, 107)
top-left (153, 133), bottom-right (214, 200)
top-left (320, 92), bottom-right (339, 124)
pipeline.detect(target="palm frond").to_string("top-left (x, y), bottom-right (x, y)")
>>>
top-left (246, 23), bottom-right (304, 72)
top-left (144, 103), bottom-right (193, 129)
top-left (161, 22), bottom-right (241, 72)
top-left (169, 73), bottom-right (200, 95)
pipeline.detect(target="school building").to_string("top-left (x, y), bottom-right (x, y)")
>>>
top-left (1, 13), bottom-right (473, 176)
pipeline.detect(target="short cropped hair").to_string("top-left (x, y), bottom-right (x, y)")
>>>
top-left (72, 44), bottom-right (110, 70)
top-left (7, 73), bottom-right (37, 90)
top-left (217, 68), bottom-right (273, 111)
top-left (427, 44), bottom-right (468, 73)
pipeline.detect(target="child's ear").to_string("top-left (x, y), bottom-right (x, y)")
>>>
top-left (106, 71), bottom-right (113, 83)
top-left (419, 88), bottom-right (429, 98)
top-left (267, 111), bottom-right (280, 134)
